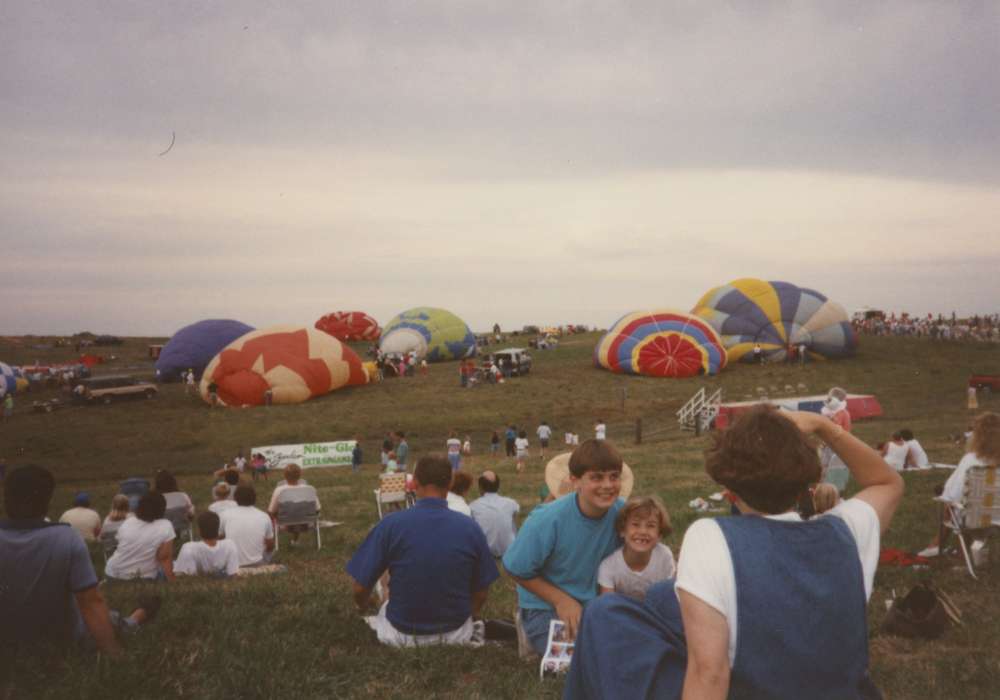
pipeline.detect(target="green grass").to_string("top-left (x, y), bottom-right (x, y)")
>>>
top-left (2, 333), bottom-right (1000, 698)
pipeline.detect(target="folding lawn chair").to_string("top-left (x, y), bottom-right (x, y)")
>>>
top-left (936, 465), bottom-right (1000, 579)
top-left (374, 472), bottom-right (409, 520)
top-left (164, 505), bottom-right (194, 542)
top-left (274, 485), bottom-right (321, 551)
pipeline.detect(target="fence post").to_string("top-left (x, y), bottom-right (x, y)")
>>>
top-left (635, 417), bottom-right (642, 444)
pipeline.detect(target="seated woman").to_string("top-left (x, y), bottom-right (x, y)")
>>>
top-left (155, 469), bottom-right (195, 519)
top-left (101, 494), bottom-right (132, 539)
top-left (564, 406), bottom-right (902, 700)
top-left (105, 492), bottom-right (177, 581)
top-left (880, 432), bottom-right (912, 471)
top-left (920, 412), bottom-right (1000, 557)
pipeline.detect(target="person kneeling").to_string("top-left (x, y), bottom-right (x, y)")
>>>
top-left (346, 454), bottom-right (499, 647)
top-left (174, 511), bottom-right (240, 578)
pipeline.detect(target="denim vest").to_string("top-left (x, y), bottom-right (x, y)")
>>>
top-left (717, 514), bottom-right (870, 700)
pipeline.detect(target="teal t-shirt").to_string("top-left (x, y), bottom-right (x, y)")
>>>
top-left (502, 493), bottom-right (623, 610)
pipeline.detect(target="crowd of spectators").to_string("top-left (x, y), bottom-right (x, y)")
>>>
top-left (854, 312), bottom-right (1000, 342)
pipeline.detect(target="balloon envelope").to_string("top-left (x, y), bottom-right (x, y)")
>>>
top-left (379, 307), bottom-right (476, 362)
top-left (595, 310), bottom-right (727, 378)
top-left (315, 311), bottom-right (381, 342)
top-left (692, 278), bottom-right (856, 362)
top-left (156, 319), bottom-right (255, 382)
top-left (200, 325), bottom-right (368, 406)
top-left (0, 362), bottom-right (15, 397)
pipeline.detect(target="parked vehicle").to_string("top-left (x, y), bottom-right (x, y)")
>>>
top-left (969, 374), bottom-right (1000, 394)
top-left (72, 375), bottom-right (158, 405)
top-left (492, 348), bottom-right (533, 376)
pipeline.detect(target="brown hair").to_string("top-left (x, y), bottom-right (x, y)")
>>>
top-left (970, 412), bottom-right (1000, 463)
top-left (705, 406), bottom-right (821, 514)
top-left (450, 471), bottom-right (473, 497)
top-left (811, 483), bottom-right (840, 515)
top-left (569, 439), bottom-right (623, 478)
top-left (283, 463), bottom-right (302, 484)
top-left (615, 495), bottom-right (672, 536)
top-left (109, 494), bottom-right (130, 521)
top-left (213, 483), bottom-right (230, 500)
top-left (414, 454), bottom-right (453, 490)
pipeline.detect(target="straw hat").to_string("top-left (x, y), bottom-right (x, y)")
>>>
top-left (544, 452), bottom-right (634, 500)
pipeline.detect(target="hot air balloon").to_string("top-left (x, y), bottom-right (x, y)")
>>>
top-left (692, 278), bottom-right (856, 363)
top-left (594, 310), bottom-right (727, 378)
top-left (0, 362), bottom-right (16, 397)
top-left (379, 307), bottom-right (476, 362)
top-left (199, 326), bottom-right (368, 406)
top-left (155, 319), bottom-right (255, 382)
top-left (314, 311), bottom-right (381, 342)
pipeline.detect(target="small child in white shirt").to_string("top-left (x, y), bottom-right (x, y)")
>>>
top-left (597, 495), bottom-right (675, 601)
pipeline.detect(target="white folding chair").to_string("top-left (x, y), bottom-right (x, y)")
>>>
top-left (274, 485), bottom-right (321, 551)
top-left (374, 473), bottom-right (409, 519)
top-left (936, 465), bottom-right (1000, 579)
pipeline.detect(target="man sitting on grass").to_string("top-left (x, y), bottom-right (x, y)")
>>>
top-left (502, 439), bottom-right (625, 655)
top-left (219, 485), bottom-right (275, 568)
top-left (0, 465), bottom-right (160, 674)
top-left (346, 454), bottom-right (499, 647)
top-left (175, 511), bottom-right (240, 578)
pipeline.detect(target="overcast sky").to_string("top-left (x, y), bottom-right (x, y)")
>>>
top-left (2, 1), bottom-right (999, 336)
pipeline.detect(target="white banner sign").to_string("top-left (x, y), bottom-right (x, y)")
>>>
top-left (252, 440), bottom-right (356, 470)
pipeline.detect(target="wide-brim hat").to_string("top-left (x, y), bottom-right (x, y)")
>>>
top-left (544, 452), bottom-right (634, 500)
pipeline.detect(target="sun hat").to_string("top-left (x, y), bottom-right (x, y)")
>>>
top-left (544, 452), bottom-right (634, 500)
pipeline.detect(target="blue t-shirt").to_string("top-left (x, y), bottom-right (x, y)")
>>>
top-left (346, 497), bottom-right (499, 635)
top-left (502, 493), bottom-right (623, 610)
top-left (0, 519), bottom-right (98, 647)
top-left (395, 441), bottom-right (409, 466)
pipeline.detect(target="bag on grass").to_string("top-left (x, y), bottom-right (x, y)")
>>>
top-left (880, 583), bottom-right (960, 639)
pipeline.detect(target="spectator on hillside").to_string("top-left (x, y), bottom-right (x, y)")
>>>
top-left (174, 512), bottom-right (240, 578)
top-left (469, 470), bottom-right (520, 558)
top-left (564, 407), bottom-right (902, 699)
top-left (2, 393), bottom-right (13, 423)
top-left (490, 431), bottom-right (501, 459)
top-left (880, 432), bottom-right (911, 471)
top-left (597, 495), bottom-right (675, 602)
top-left (395, 432), bottom-right (409, 470)
top-left (446, 472), bottom-right (473, 516)
top-left (900, 428), bottom-right (929, 469)
top-left (209, 484), bottom-right (237, 515)
top-left (155, 470), bottom-right (195, 519)
top-left (267, 463), bottom-right (321, 546)
top-left (251, 453), bottom-right (269, 481)
top-left (536, 421), bottom-right (552, 458)
top-left (352, 437), bottom-right (363, 474)
top-left (920, 412), bottom-right (1000, 557)
top-left (105, 492), bottom-right (177, 581)
top-left (59, 492), bottom-right (102, 542)
top-left (515, 430), bottom-right (530, 474)
top-left (233, 453), bottom-right (247, 473)
top-left (212, 468), bottom-right (241, 500)
top-left (505, 425), bottom-right (517, 458)
top-left (101, 494), bottom-right (132, 540)
top-left (594, 419), bottom-right (607, 441)
top-left (1, 465), bottom-right (161, 664)
top-left (219, 485), bottom-right (275, 568)
top-left (381, 433), bottom-right (394, 468)
top-left (446, 431), bottom-right (463, 471)
top-left (346, 455), bottom-right (499, 647)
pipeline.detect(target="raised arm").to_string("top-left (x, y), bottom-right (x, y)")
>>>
top-left (786, 410), bottom-right (903, 532)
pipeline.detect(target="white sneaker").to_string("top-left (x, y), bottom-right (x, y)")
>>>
top-left (918, 546), bottom-right (940, 558)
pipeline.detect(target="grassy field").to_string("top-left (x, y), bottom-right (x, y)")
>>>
top-left (2, 332), bottom-right (999, 699)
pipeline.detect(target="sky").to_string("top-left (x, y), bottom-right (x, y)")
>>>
top-left (2, 1), bottom-right (999, 336)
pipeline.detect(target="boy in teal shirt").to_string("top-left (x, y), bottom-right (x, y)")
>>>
top-left (502, 439), bottom-right (624, 654)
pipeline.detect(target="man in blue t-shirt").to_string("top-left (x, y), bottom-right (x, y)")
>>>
top-left (502, 439), bottom-right (625, 655)
top-left (347, 454), bottom-right (499, 646)
top-left (0, 465), bottom-right (160, 673)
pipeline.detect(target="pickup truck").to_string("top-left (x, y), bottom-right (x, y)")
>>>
top-left (968, 374), bottom-right (1000, 394)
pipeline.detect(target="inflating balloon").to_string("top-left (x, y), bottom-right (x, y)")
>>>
top-left (692, 278), bottom-right (856, 362)
top-left (0, 362), bottom-right (16, 397)
top-left (595, 310), bottom-right (727, 378)
top-left (379, 307), bottom-right (476, 362)
top-left (156, 319), bottom-right (255, 382)
top-left (200, 326), bottom-right (368, 406)
top-left (315, 311), bottom-right (381, 342)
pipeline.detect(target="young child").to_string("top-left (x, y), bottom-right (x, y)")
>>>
top-left (503, 439), bottom-right (625, 655)
top-left (174, 511), bottom-right (240, 578)
top-left (385, 451), bottom-right (400, 473)
top-left (352, 437), bottom-right (363, 473)
top-left (515, 430), bottom-right (530, 473)
top-left (597, 495), bottom-right (675, 601)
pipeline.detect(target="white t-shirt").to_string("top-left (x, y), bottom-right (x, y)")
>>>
top-left (446, 492), bottom-right (472, 516)
top-left (164, 491), bottom-right (195, 516)
top-left (906, 439), bottom-right (929, 469)
top-left (883, 441), bottom-right (909, 471)
top-left (447, 438), bottom-right (462, 455)
top-left (234, 456), bottom-right (247, 472)
top-left (595, 423), bottom-right (607, 440)
top-left (59, 507), bottom-right (102, 542)
top-left (674, 499), bottom-right (880, 666)
top-left (598, 543), bottom-right (676, 601)
top-left (514, 437), bottom-right (530, 455)
top-left (941, 452), bottom-right (993, 507)
top-left (105, 517), bottom-right (177, 579)
top-left (209, 500), bottom-right (237, 515)
top-left (174, 540), bottom-right (240, 577)
top-left (219, 506), bottom-right (275, 567)
top-left (537, 425), bottom-right (552, 441)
